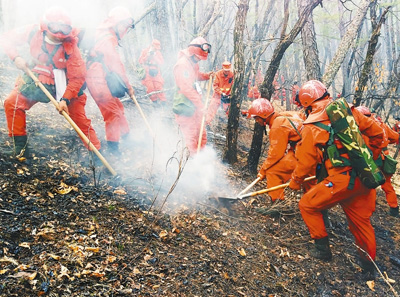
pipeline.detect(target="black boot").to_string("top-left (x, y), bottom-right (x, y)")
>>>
top-left (321, 209), bottom-right (332, 229)
top-left (13, 136), bottom-right (29, 159)
top-left (310, 237), bottom-right (332, 261)
top-left (360, 259), bottom-right (375, 280)
top-left (389, 206), bottom-right (399, 217)
top-left (107, 141), bottom-right (121, 156)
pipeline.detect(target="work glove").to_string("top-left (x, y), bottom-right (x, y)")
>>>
top-left (128, 87), bottom-right (135, 98)
top-left (14, 56), bottom-right (27, 71)
top-left (257, 168), bottom-right (266, 181)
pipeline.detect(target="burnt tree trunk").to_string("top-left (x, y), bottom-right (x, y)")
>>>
top-left (354, 5), bottom-right (390, 106)
top-left (247, 0), bottom-right (322, 173)
top-left (297, 0), bottom-right (321, 81)
top-left (223, 0), bottom-right (249, 164)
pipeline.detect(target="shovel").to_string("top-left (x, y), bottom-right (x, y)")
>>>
top-left (217, 176), bottom-right (316, 202)
top-left (24, 67), bottom-right (117, 176)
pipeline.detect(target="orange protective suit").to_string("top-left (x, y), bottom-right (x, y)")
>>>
top-left (289, 99), bottom-right (385, 261)
top-left (138, 46), bottom-right (166, 102)
top-left (86, 29), bottom-right (132, 143)
top-left (259, 112), bottom-right (309, 201)
top-left (173, 49), bottom-right (210, 155)
top-left (1, 24), bottom-right (100, 149)
top-left (369, 116), bottom-right (399, 208)
top-left (207, 69), bottom-right (234, 123)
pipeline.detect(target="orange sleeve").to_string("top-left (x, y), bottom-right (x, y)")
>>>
top-left (63, 38), bottom-right (86, 99)
top-left (261, 125), bottom-right (290, 171)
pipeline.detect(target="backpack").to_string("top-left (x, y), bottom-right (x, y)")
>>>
top-left (313, 98), bottom-right (385, 189)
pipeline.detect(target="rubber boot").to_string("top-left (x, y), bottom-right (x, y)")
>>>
top-left (107, 141), bottom-right (121, 156)
top-left (13, 135), bottom-right (29, 159)
top-left (360, 259), bottom-right (375, 280)
top-left (389, 206), bottom-right (399, 218)
top-left (310, 237), bottom-right (332, 261)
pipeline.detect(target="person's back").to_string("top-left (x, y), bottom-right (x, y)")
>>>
top-left (287, 80), bottom-right (385, 280)
top-left (85, 6), bottom-right (135, 156)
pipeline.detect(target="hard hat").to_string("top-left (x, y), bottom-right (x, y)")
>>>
top-left (188, 36), bottom-right (211, 60)
top-left (40, 6), bottom-right (72, 39)
top-left (152, 39), bottom-right (161, 50)
top-left (101, 6), bottom-right (134, 39)
top-left (222, 61), bottom-right (231, 70)
top-left (298, 80), bottom-right (329, 107)
top-left (247, 98), bottom-right (274, 119)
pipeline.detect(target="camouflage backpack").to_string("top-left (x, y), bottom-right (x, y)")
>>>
top-left (313, 98), bottom-right (385, 189)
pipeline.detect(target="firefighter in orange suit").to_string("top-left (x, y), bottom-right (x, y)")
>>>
top-left (173, 37), bottom-right (212, 155)
top-left (286, 80), bottom-right (385, 278)
top-left (356, 106), bottom-right (400, 217)
top-left (0, 6), bottom-right (101, 159)
top-left (206, 61), bottom-right (234, 123)
top-left (85, 6), bottom-right (135, 155)
top-left (139, 39), bottom-right (166, 104)
top-left (246, 98), bottom-right (313, 201)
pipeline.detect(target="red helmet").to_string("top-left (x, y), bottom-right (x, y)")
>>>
top-left (188, 37), bottom-right (211, 60)
top-left (222, 61), bottom-right (231, 70)
top-left (247, 98), bottom-right (274, 119)
top-left (298, 80), bottom-right (329, 107)
top-left (40, 6), bottom-right (72, 40)
top-left (355, 106), bottom-right (371, 117)
top-left (102, 6), bottom-right (134, 39)
top-left (152, 39), bottom-right (161, 50)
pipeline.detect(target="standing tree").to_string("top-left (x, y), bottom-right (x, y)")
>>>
top-left (223, 0), bottom-right (250, 163)
top-left (321, 0), bottom-right (371, 88)
top-left (247, 0), bottom-right (322, 173)
top-left (298, 0), bottom-right (321, 81)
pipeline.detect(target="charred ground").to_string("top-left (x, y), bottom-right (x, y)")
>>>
top-left (1, 68), bottom-right (400, 296)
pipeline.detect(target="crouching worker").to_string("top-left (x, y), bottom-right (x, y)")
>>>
top-left (285, 80), bottom-right (385, 279)
top-left (245, 98), bottom-right (313, 204)
top-left (0, 6), bottom-right (101, 160)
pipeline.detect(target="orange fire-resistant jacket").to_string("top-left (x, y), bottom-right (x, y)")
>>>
top-left (174, 49), bottom-right (210, 110)
top-left (87, 29), bottom-right (133, 93)
top-left (207, 69), bottom-right (234, 122)
top-left (259, 112), bottom-right (305, 200)
top-left (138, 46), bottom-right (165, 102)
top-left (289, 101), bottom-right (385, 190)
top-left (0, 24), bottom-right (86, 100)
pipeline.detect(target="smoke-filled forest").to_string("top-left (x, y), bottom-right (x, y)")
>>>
top-left (1, 0), bottom-right (400, 296)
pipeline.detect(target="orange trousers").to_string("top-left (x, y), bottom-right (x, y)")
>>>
top-left (381, 172), bottom-right (398, 208)
top-left (175, 110), bottom-right (206, 155)
top-left (4, 89), bottom-right (101, 150)
top-left (299, 172), bottom-right (376, 260)
top-left (86, 76), bottom-right (130, 143)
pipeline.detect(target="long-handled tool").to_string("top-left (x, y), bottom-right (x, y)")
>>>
top-left (197, 77), bottom-right (214, 153)
top-left (130, 94), bottom-right (156, 140)
top-left (25, 67), bottom-right (117, 176)
top-left (236, 177), bottom-right (261, 197)
top-left (217, 176), bottom-right (316, 202)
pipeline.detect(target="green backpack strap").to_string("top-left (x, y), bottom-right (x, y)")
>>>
top-left (284, 116), bottom-right (302, 139)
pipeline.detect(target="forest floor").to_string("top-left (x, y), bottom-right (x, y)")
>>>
top-left (1, 65), bottom-right (400, 297)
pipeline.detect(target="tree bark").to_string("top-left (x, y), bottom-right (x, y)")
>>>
top-left (298, 0), bottom-right (321, 81)
top-left (354, 5), bottom-right (390, 106)
top-left (247, 0), bottom-right (322, 173)
top-left (321, 0), bottom-right (371, 88)
top-left (198, 0), bottom-right (221, 37)
top-left (223, 0), bottom-right (250, 164)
